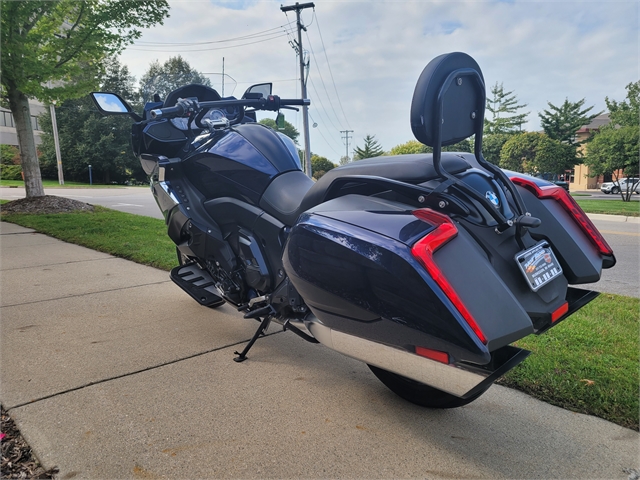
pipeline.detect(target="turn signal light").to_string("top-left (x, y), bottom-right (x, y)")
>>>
top-left (411, 209), bottom-right (488, 345)
top-left (510, 177), bottom-right (614, 257)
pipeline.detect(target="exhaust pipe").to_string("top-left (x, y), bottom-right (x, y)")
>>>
top-left (306, 321), bottom-right (530, 398)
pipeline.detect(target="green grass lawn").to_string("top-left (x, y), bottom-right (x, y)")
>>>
top-left (1, 205), bottom-right (638, 430)
top-left (575, 199), bottom-right (640, 217)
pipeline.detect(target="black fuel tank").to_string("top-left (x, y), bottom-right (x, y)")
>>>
top-left (184, 124), bottom-right (302, 205)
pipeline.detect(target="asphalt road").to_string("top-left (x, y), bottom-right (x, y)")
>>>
top-left (1, 186), bottom-right (638, 298)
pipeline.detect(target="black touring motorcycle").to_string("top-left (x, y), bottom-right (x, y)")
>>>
top-left (92, 52), bottom-right (615, 408)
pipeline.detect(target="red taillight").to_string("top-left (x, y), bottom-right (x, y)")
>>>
top-left (510, 176), bottom-right (614, 256)
top-left (551, 301), bottom-right (569, 323)
top-left (411, 209), bottom-right (488, 345)
top-left (415, 346), bottom-right (450, 364)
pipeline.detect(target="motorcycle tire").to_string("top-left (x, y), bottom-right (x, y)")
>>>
top-left (368, 364), bottom-right (489, 408)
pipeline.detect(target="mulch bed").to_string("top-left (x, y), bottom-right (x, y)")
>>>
top-left (1, 405), bottom-right (58, 479)
top-left (1, 196), bottom-right (93, 215)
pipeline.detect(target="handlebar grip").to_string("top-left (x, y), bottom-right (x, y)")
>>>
top-left (279, 98), bottom-right (311, 106)
top-left (150, 104), bottom-right (185, 119)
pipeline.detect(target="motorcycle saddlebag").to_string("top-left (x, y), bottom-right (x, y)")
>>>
top-left (283, 194), bottom-right (535, 369)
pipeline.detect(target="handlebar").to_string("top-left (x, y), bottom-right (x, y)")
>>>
top-left (150, 95), bottom-right (310, 120)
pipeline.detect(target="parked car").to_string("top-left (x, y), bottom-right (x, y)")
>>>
top-left (600, 178), bottom-right (640, 194)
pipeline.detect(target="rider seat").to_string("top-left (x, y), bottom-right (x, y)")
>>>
top-left (259, 153), bottom-right (471, 226)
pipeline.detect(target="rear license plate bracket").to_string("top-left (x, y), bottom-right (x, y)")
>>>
top-left (515, 241), bottom-right (563, 292)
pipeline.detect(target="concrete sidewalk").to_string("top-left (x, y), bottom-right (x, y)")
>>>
top-left (1, 222), bottom-right (638, 479)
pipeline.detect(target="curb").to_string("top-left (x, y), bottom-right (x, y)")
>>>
top-left (586, 213), bottom-right (640, 224)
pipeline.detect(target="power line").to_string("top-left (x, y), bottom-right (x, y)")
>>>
top-left (133, 24), bottom-right (295, 46)
top-left (314, 12), bottom-right (351, 130)
top-left (304, 28), bottom-right (345, 131)
top-left (128, 33), bottom-right (288, 52)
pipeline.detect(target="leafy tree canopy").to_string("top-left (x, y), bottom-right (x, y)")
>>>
top-left (539, 98), bottom-right (601, 146)
top-left (484, 82), bottom-right (529, 135)
top-left (500, 132), bottom-right (574, 174)
top-left (389, 140), bottom-right (428, 155)
top-left (311, 155), bottom-right (336, 180)
top-left (1, 0), bottom-right (169, 197)
top-left (39, 57), bottom-right (142, 184)
top-left (353, 134), bottom-right (385, 160)
top-left (606, 80), bottom-right (639, 128)
top-left (259, 117), bottom-right (300, 144)
top-left (139, 56), bottom-right (211, 104)
top-left (481, 133), bottom-right (511, 165)
top-left (389, 139), bottom-right (473, 156)
top-left (584, 82), bottom-right (640, 201)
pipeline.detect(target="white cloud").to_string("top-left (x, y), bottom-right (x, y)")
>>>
top-left (119, 0), bottom-right (639, 162)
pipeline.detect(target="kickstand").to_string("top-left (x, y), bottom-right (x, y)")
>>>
top-left (234, 315), bottom-right (272, 362)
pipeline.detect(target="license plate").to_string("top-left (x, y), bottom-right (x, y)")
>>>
top-left (515, 241), bottom-right (563, 292)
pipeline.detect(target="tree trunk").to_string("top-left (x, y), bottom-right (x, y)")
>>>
top-left (7, 85), bottom-right (45, 197)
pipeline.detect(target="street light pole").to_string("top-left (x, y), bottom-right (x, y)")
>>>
top-left (281, 2), bottom-right (314, 178)
top-left (49, 103), bottom-right (64, 185)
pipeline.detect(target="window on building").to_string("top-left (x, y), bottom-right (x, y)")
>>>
top-left (0, 111), bottom-right (41, 131)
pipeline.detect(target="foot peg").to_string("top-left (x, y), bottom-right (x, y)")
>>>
top-left (170, 263), bottom-right (225, 308)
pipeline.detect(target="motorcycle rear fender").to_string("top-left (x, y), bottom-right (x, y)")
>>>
top-left (283, 195), bottom-right (534, 365)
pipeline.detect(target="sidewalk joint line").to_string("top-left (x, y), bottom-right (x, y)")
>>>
top-left (1, 280), bottom-right (172, 307)
top-left (6, 330), bottom-right (283, 412)
top-left (0, 256), bottom-right (121, 272)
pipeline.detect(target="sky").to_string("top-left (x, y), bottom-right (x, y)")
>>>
top-left (118, 0), bottom-right (639, 164)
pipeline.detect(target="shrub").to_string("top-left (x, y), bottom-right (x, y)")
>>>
top-left (0, 164), bottom-right (23, 180)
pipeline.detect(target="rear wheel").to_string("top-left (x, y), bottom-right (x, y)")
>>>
top-left (611, 186), bottom-right (620, 194)
top-left (368, 365), bottom-right (489, 408)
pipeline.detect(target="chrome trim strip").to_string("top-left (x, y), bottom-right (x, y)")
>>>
top-left (306, 323), bottom-right (487, 397)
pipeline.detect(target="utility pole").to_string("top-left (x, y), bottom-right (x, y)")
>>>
top-left (341, 129), bottom-right (353, 163)
top-left (281, 2), bottom-right (314, 178)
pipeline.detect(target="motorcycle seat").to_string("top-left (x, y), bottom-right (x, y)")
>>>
top-left (260, 152), bottom-right (471, 226)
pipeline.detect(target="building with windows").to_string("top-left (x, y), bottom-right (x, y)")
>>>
top-left (570, 114), bottom-right (611, 191)
top-left (0, 100), bottom-right (46, 147)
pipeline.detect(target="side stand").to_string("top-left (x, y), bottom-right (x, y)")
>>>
top-left (233, 315), bottom-right (272, 362)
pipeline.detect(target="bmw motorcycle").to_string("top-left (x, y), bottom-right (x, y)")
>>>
top-left (91, 52), bottom-right (615, 408)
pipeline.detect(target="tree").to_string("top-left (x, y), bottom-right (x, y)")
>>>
top-left (39, 57), bottom-right (142, 184)
top-left (259, 118), bottom-right (300, 144)
top-left (353, 134), bottom-right (385, 160)
top-left (539, 98), bottom-right (601, 147)
top-left (500, 132), bottom-right (574, 174)
top-left (1, 0), bottom-right (169, 197)
top-left (139, 56), bottom-right (211, 104)
top-left (389, 140), bottom-right (428, 155)
top-left (606, 80), bottom-right (640, 128)
top-left (389, 139), bottom-right (473, 156)
top-left (481, 134), bottom-right (511, 165)
top-left (484, 82), bottom-right (529, 135)
top-left (311, 155), bottom-right (336, 180)
top-left (584, 81), bottom-right (640, 201)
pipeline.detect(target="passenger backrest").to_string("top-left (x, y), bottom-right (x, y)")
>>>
top-left (410, 52), bottom-right (485, 148)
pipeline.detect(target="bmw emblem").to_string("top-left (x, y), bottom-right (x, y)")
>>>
top-left (486, 190), bottom-right (500, 207)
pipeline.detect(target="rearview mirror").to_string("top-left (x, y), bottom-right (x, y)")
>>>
top-left (91, 92), bottom-right (132, 115)
top-left (243, 83), bottom-right (272, 100)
